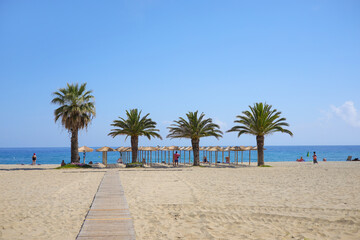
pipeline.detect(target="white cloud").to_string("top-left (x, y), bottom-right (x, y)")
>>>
top-left (162, 120), bottom-right (173, 125)
top-left (214, 118), bottom-right (227, 131)
top-left (331, 101), bottom-right (360, 127)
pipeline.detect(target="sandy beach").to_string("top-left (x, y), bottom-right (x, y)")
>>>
top-left (0, 162), bottom-right (359, 240)
top-left (120, 162), bottom-right (360, 240)
top-left (0, 165), bottom-right (104, 240)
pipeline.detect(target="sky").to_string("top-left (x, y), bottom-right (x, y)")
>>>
top-left (0, 0), bottom-right (359, 148)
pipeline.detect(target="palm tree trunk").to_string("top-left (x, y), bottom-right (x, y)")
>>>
top-left (191, 138), bottom-right (200, 166)
top-left (256, 135), bottom-right (265, 166)
top-left (131, 136), bottom-right (138, 163)
top-left (71, 129), bottom-right (79, 163)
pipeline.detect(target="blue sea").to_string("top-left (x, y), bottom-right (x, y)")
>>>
top-left (0, 146), bottom-right (359, 165)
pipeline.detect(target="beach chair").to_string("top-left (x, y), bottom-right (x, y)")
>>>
top-left (346, 156), bottom-right (352, 161)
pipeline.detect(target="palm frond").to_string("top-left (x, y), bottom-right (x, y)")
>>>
top-left (108, 109), bottom-right (162, 140)
top-left (167, 110), bottom-right (223, 140)
top-left (51, 82), bottom-right (96, 132)
top-left (227, 102), bottom-right (293, 137)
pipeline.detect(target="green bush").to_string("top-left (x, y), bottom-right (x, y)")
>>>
top-left (56, 163), bottom-right (92, 169)
top-left (126, 162), bottom-right (144, 168)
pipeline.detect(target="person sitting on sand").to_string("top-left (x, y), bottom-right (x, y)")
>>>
top-left (61, 160), bottom-right (66, 166)
top-left (296, 157), bottom-right (305, 162)
top-left (203, 156), bottom-right (208, 163)
top-left (117, 158), bottom-right (123, 163)
top-left (225, 156), bottom-right (230, 164)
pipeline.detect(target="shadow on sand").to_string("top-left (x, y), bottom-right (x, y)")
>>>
top-left (0, 166), bottom-right (51, 171)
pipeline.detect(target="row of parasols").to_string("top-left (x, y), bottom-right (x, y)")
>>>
top-left (78, 145), bottom-right (262, 166)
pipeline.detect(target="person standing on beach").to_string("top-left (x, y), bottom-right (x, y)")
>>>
top-left (32, 153), bottom-right (37, 165)
top-left (313, 152), bottom-right (318, 164)
top-left (173, 151), bottom-right (180, 167)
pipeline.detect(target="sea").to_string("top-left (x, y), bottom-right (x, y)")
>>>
top-left (0, 146), bottom-right (359, 165)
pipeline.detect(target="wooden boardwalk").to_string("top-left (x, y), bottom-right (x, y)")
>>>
top-left (76, 170), bottom-right (135, 240)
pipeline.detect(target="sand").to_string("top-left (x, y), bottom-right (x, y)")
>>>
top-left (0, 165), bottom-right (104, 240)
top-left (0, 162), bottom-right (359, 240)
top-left (119, 162), bottom-right (360, 240)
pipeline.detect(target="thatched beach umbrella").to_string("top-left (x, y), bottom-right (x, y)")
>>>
top-left (178, 147), bottom-right (185, 164)
top-left (240, 146), bottom-right (252, 165)
top-left (207, 146), bottom-right (216, 164)
top-left (236, 146), bottom-right (247, 164)
top-left (166, 146), bottom-right (180, 151)
top-left (115, 146), bottom-right (126, 152)
top-left (115, 147), bottom-right (127, 163)
top-left (96, 146), bottom-right (115, 165)
top-left (208, 146), bottom-right (222, 165)
top-left (184, 147), bottom-right (192, 164)
top-left (141, 146), bottom-right (156, 165)
top-left (122, 147), bottom-right (132, 163)
top-left (217, 146), bottom-right (225, 163)
top-left (138, 146), bottom-right (144, 162)
top-left (229, 146), bottom-right (244, 165)
top-left (150, 146), bottom-right (159, 164)
top-left (78, 146), bottom-right (94, 163)
top-left (158, 146), bottom-right (165, 163)
top-left (223, 146), bottom-right (232, 163)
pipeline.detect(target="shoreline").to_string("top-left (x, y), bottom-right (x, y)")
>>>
top-left (0, 160), bottom-right (355, 165)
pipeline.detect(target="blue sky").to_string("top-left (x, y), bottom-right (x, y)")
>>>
top-left (0, 0), bottom-right (359, 147)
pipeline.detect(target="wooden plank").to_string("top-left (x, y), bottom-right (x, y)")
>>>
top-left (76, 170), bottom-right (135, 240)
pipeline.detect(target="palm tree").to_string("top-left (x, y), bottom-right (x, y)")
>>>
top-left (108, 109), bottom-right (162, 163)
top-left (51, 83), bottom-right (96, 163)
top-left (227, 102), bottom-right (293, 166)
top-left (167, 111), bottom-right (223, 166)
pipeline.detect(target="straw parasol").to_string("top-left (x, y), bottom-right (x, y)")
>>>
top-left (223, 146), bottom-right (232, 151)
top-left (162, 146), bottom-right (180, 165)
top-left (207, 146), bottom-right (220, 164)
top-left (120, 147), bottom-right (132, 163)
top-left (115, 147), bottom-right (126, 152)
top-left (142, 147), bottom-right (154, 151)
top-left (78, 146), bottom-right (94, 163)
top-left (208, 146), bottom-right (222, 151)
top-left (97, 146), bottom-right (115, 152)
top-left (236, 146), bottom-right (252, 165)
top-left (96, 146), bottom-right (115, 165)
top-left (79, 146), bottom-right (94, 152)
top-left (165, 146), bottom-right (180, 151)
top-left (114, 147), bottom-right (127, 163)
top-left (184, 146), bottom-right (192, 164)
top-left (251, 146), bottom-right (266, 150)
top-left (145, 147), bottom-right (159, 165)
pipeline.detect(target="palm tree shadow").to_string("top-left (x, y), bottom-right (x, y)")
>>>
top-left (0, 167), bottom-right (52, 171)
top-left (148, 163), bottom-right (254, 169)
top-left (196, 164), bottom-right (254, 168)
